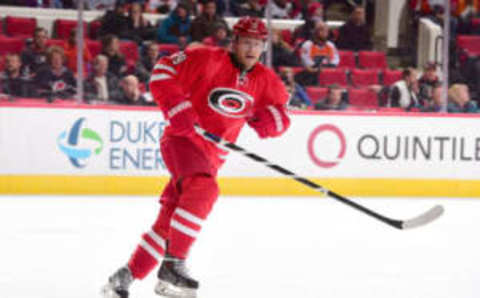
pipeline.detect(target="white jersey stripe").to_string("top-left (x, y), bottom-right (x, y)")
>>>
top-left (147, 230), bottom-right (166, 250)
top-left (150, 73), bottom-right (172, 83)
top-left (175, 208), bottom-right (204, 227)
top-left (153, 64), bottom-right (177, 75)
top-left (167, 101), bottom-right (192, 119)
top-left (140, 239), bottom-right (163, 261)
top-left (171, 219), bottom-right (199, 238)
top-left (267, 105), bottom-right (283, 133)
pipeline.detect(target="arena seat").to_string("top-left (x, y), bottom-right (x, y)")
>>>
top-left (305, 87), bottom-right (328, 104)
top-left (86, 39), bottom-right (102, 57)
top-left (337, 50), bottom-right (356, 70)
top-left (456, 35), bottom-right (480, 51)
top-left (120, 41), bottom-right (139, 61)
top-left (350, 68), bottom-right (379, 88)
top-left (54, 19), bottom-right (88, 39)
top-left (382, 69), bottom-right (403, 86)
top-left (358, 51), bottom-right (387, 69)
top-left (46, 39), bottom-right (65, 48)
top-left (5, 16), bottom-right (37, 38)
top-left (348, 88), bottom-right (378, 108)
top-left (157, 43), bottom-right (180, 56)
top-left (89, 20), bottom-right (102, 40)
top-left (0, 37), bottom-right (26, 55)
top-left (281, 29), bottom-right (293, 45)
top-left (318, 68), bottom-right (348, 87)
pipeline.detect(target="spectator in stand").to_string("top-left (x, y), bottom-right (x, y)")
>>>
top-left (202, 22), bottom-right (230, 47)
top-left (234, 0), bottom-right (265, 17)
top-left (421, 81), bottom-right (444, 112)
top-left (52, 0), bottom-right (75, 8)
top-left (85, 0), bottom-right (117, 10)
top-left (125, 2), bottom-right (155, 44)
top-left (21, 27), bottom-right (49, 77)
top-left (111, 75), bottom-right (154, 105)
top-left (292, 2), bottom-right (324, 43)
top-left (314, 84), bottom-right (348, 110)
top-left (272, 29), bottom-right (300, 67)
top-left (191, 0), bottom-right (229, 42)
top-left (427, 4), bottom-right (458, 43)
top-left (269, 0), bottom-right (292, 19)
top-left (101, 34), bottom-right (128, 78)
top-left (301, 21), bottom-right (339, 67)
top-left (418, 61), bottom-right (440, 103)
top-left (447, 83), bottom-right (478, 113)
top-left (388, 67), bottom-right (421, 109)
top-left (35, 46), bottom-right (76, 100)
top-left (146, 0), bottom-right (178, 13)
top-left (157, 2), bottom-right (192, 47)
top-left (280, 67), bottom-right (312, 109)
top-left (64, 29), bottom-right (93, 75)
top-left (296, 20), bottom-right (339, 86)
top-left (0, 54), bottom-right (30, 98)
top-left (135, 42), bottom-right (159, 83)
top-left (97, 1), bottom-right (130, 39)
top-left (85, 55), bottom-right (119, 103)
top-left (336, 6), bottom-right (373, 51)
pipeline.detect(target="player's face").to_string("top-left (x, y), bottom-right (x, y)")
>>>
top-left (233, 36), bottom-right (264, 70)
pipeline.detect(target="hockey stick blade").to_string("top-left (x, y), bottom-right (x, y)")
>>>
top-left (399, 204), bottom-right (444, 230)
top-left (194, 125), bottom-right (444, 230)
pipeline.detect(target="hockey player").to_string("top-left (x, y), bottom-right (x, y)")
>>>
top-left (102, 16), bottom-right (291, 298)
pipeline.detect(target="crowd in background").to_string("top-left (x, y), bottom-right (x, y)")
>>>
top-left (0, 0), bottom-right (480, 113)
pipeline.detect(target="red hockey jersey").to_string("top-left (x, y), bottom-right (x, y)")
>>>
top-left (150, 46), bottom-right (289, 168)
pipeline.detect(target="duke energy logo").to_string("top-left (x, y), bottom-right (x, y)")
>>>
top-left (57, 118), bottom-right (104, 168)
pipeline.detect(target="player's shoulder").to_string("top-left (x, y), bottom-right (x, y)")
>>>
top-left (184, 45), bottom-right (228, 61)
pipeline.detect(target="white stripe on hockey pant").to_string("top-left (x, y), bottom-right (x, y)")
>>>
top-left (147, 230), bottom-right (166, 251)
top-left (167, 101), bottom-right (192, 119)
top-left (171, 219), bottom-right (199, 238)
top-left (175, 208), bottom-right (204, 227)
top-left (140, 239), bottom-right (163, 261)
top-left (267, 106), bottom-right (283, 133)
top-left (150, 73), bottom-right (173, 83)
top-left (153, 64), bottom-right (177, 75)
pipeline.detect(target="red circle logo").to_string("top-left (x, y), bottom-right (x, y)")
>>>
top-left (308, 124), bottom-right (347, 168)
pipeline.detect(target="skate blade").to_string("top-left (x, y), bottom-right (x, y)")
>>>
top-left (154, 279), bottom-right (197, 298)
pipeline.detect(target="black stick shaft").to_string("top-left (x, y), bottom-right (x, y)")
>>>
top-left (197, 127), bottom-right (402, 229)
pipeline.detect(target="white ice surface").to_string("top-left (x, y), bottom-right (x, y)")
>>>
top-left (0, 195), bottom-right (478, 298)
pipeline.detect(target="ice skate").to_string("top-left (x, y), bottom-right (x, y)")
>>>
top-left (154, 255), bottom-right (199, 298)
top-left (101, 266), bottom-right (133, 298)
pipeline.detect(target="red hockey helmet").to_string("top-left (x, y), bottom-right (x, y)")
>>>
top-left (233, 16), bottom-right (268, 41)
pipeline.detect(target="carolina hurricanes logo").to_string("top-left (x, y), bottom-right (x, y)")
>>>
top-left (208, 88), bottom-right (254, 118)
top-left (52, 81), bottom-right (66, 91)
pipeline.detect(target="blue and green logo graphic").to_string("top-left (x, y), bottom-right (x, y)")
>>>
top-left (57, 118), bottom-right (104, 168)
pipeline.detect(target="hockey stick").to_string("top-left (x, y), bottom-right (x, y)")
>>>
top-left (194, 125), bottom-right (444, 230)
